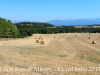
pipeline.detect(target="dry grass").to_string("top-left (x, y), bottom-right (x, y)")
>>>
top-left (0, 33), bottom-right (100, 75)
top-left (35, 38), bottom-right (37, 39)
top-left (35, 40), bottom-right (39, 43)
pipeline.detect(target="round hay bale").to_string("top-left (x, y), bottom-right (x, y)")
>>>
top-left (40, 41), bottom-right (44, 45)
top-left (39, 36), bottom-right (41, 38)
top-left (35, 38), bottom-right (37, 39)
top-left (35, 40), bottom-right (39, 43)
top-left (38, 36), bottom-right (41, 39)
top-left (92, 41), bottom-right (96, 44)
top-left (41, 38), bottom-right (43, 40)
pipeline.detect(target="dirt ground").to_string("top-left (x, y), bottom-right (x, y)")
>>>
top-left (0, 33), bottom-right (100, 75)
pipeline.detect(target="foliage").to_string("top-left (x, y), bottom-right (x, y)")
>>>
top-left (1, 17), bottom-right (100, 38)
top-left (15, 22), bottom-right (54, 37)
top-left (0, 17), bottom-right (18, 38)
top-left (15, 22), bottom-right (100, 38)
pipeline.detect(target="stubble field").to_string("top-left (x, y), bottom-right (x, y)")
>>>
top-left (0, 33), bottom-right (100, 75)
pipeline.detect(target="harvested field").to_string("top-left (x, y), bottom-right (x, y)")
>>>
top-left (0, 33), bottom-right (100, 75)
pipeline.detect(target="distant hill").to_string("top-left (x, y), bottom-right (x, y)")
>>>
top-left (46, 18), bottom-right (100, 26)
top-left (13, 21), bottom-right (31, 23)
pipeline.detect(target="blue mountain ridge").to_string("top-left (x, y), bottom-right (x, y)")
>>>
top-left (46, 18), bottom-right (100, 26)
top-left (13, 18), bottom-right (100, 26)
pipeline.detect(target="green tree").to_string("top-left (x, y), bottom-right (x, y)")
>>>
top-left (0, 17), bottom-right (18, 38)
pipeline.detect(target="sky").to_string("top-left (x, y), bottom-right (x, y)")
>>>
top-left (1, 0), bottom-right (100, 22)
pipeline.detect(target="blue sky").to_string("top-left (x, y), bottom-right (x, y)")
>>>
top-left (1, 0), bottom-right (100, 22)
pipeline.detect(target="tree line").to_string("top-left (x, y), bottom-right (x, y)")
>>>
top-left (0, 17), bottom-right (100, 38)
